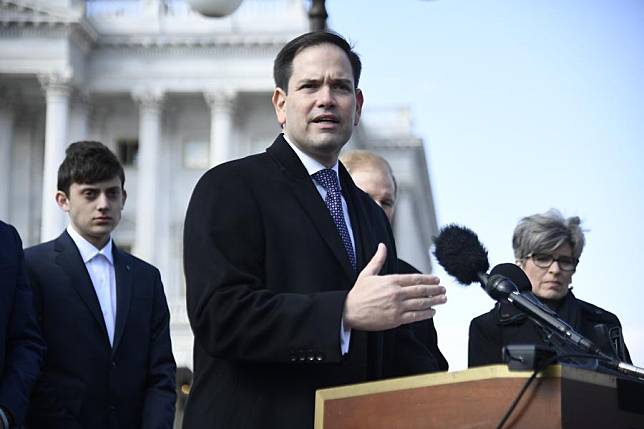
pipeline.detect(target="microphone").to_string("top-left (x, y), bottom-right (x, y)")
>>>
top-left (433, 224), bottom-right (644, 379)
top-left (433, 224), bottom-right (490, 285)
top-left (489, 263), bottom-right (531, 292)
top-left (487, 265), bottom-right (644, 378)
top-left (484, 272), bottom-right (601, 353)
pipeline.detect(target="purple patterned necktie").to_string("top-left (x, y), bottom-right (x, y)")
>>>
top-left (312, 169), bottom-right (357, 271)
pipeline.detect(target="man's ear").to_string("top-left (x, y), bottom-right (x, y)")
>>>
top-left (55, 191), bottom-right (70, 212)
top-left (272, 87), bottom-right (287, 127)
top-left (354, 88), bottom-right (364, 126)
top-left (122, 189), bottom-right (127, 207)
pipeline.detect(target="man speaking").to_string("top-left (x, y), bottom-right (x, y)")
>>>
top-left (183, 31), bottom-right (447, 429)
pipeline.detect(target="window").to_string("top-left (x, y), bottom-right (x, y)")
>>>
top-left (117, 139), bottom-right (139, 166)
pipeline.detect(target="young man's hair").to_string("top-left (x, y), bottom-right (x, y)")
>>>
top-left (57, 140), bottom-right (125, 195)
top-left (273, 31), bottom-right (362, 92)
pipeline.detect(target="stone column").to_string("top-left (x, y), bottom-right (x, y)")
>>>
top-left (132, 90), bottom-right (164, 264)
top-left (0, 88), bottom-right (17, 221)
top-left (39, 73), bottom-right (71, 242)
top-left (204, 90), bottom-right (236, 167)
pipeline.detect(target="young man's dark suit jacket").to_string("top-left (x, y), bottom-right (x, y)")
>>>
top-left (24, 230), bottom-right (176, 429)
top-left (183, 135), bottom-right (439, 429)
top-left (0, 221), bottom-right (46, 427)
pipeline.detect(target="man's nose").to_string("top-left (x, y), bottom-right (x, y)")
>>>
top-left (317, 85), bottom-right (336, 107)
top-left (96, 193), bottom-right (110, 210)
top-left (549, 260), bottom-right (562, 273)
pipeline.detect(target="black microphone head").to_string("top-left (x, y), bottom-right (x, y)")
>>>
top-left (485, 274), bottom-right (519, 300)
top-left (433, 224), bottom-right (490, 285)
top-left (490, 263), bottom-right (533, 293)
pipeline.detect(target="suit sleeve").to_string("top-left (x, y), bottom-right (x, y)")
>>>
top-left (141, 269), bottom-right (176, 429)
top-left (385, 325), bottom-right (440, 377)
top-left (184, 167), bottom-right (348, 364)
top-left (468, 314), bottom-right (503, 367)
top-left (0, 225), bottom-right (46, 425)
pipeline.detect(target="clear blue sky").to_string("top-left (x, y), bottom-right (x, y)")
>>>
top-left (328, 0), bottom-right (644, 369)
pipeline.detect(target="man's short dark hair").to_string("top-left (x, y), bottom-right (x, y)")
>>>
top-left (57, 140), bottom-right (125, 195)
top-left (273, 31), bottom-right (362, 92)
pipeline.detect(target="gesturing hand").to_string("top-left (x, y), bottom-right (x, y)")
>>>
top-left (343, 243), bottom-right (447, 331)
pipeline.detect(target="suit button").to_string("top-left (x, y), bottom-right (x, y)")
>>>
top-left (110, 405), bottom-right (116, 413)
top-left (316, 353), bottom-right (325, 362)
top-left (111, 361), bottom-right (117, 368)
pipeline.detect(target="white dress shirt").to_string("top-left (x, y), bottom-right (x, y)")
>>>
top-left (284, 134), bottom-right (353, 354)
top-left (67, 225), bottom-right (117, 347)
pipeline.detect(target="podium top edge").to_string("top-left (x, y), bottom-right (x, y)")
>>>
top-left (315, 364), bottom-right (614, 402)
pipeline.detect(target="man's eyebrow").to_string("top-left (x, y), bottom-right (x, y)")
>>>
top-left (295, 78), bottom-right (321, 85)
top-left (295, 77), bottom-right (353, 85)
top-left (329, 77), bottom-right (353, 84)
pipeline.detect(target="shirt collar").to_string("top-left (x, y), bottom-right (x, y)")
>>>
top-left (66, 224), bottom-right (114, 265)
top-left (283, 133), bottom-right (341, 188)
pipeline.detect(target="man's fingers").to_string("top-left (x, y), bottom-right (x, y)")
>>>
top-left (399, 308), bottom-right (437, 325)
top-left (389, 273), bottom-right (440, 287)
top-left (401, 294), bottom-right (447, 312)
top-left (397, 284), bottom-right (446, 300)
top-left (357, 243), bottom-right (387, 279)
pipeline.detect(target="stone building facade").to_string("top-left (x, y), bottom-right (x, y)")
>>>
top-left (0, 0), bottom-right (438, 368)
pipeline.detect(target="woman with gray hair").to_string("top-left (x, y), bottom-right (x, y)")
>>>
top-left (468, 209), bottom-right (631, 367)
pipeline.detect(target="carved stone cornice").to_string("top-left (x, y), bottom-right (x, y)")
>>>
top-left (95, 34), bottom-right (290, 51)
top-left (0, 0), bottom-right (81, 25)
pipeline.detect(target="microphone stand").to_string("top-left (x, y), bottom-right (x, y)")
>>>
top-left (485, 274), bottom-right (644, 381)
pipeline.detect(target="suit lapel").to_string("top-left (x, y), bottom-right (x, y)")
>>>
top-left (267, 135), bottom-right (355, 282)
top-left (112, 246), bottom-right (133, 355)
top-left (54, 232), bottom-right (110, 341)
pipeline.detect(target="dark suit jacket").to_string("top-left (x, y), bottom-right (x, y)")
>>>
top-left (0, 221), bottom-right (46, 426)
top-left (468, 291), bottom-right (631, 367)
top-left (183, 135), bottom-right (439, 429)
top-left (397, 259), bottom-right (449, 371)
top-left (24, 231), bottom-right (176, 429)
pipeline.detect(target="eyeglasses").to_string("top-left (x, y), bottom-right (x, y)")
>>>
top-left (526, 253), bottom-right (578, 272)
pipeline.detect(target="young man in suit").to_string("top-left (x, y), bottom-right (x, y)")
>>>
top-left (24, 141), bottom-right (176, 429)
top-left (183, 31), bottom-right (447, 429)
top-left (340, 149), bottom-right (449, 371)
top-left (0, 221), bottom-right (46, 429)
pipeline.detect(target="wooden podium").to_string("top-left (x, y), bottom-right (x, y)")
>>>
top-left (314, 365), bottom-right (644, 429)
